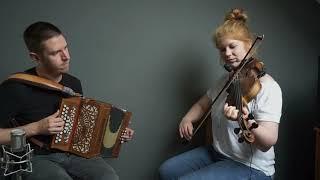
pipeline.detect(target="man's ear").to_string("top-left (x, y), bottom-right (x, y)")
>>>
top-left (29, 52), bottom-right (40, 63)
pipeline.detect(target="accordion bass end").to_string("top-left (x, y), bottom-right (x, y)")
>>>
top-left (50, 97), bottom-right (132, 159)
top-left (102, 109), bottom-right (132, 158)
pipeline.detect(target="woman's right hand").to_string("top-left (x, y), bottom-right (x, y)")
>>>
top-left (179, 118), bottom-right (194, 141)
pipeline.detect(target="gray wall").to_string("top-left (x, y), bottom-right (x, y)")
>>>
top-left (1, 1), bottom-right (319, 179)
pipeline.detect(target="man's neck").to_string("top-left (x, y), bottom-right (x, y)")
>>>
top-left (35, 67), bottom-right (62, 82)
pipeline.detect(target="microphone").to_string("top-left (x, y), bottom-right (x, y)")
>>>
top-left (11, 129), bottom-right (26, 154)
top-left (1, 129), bottom-right (33, 180)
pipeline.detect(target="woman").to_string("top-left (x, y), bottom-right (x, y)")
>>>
top-left (159, 8), bottom-right (282, 180)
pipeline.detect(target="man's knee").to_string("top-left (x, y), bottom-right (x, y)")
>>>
top-left (24, 167), bottom-right (72, 180)
top-left (100, 171), bottom-right (119, 180)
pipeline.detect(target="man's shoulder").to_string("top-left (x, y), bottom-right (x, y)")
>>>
top-left (0, 77), bottom-right (30, 98)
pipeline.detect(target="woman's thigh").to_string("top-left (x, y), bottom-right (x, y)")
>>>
top-left (180, 158), bottom-right (271, 180)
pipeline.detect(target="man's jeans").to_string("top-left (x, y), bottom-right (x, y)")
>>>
top-left (159, 145), bottom-right (272, 180)
top-left (22, 152), bottom-right (118, 180)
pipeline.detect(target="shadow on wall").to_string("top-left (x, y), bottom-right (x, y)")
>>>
top-left (155, 43), bottom-right (219, 177)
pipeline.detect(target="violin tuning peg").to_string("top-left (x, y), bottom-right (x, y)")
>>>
top-left (248, 113), bottom-right (254, 120)
top-left (238, 136), bottom-right (245, 143)
top-left (234, 128), bottom-right (241, 134)
top-left (249, 122), bottom-right (259, 130)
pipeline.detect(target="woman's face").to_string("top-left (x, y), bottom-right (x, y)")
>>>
top-left (217, 38), bottom-right (249, 69)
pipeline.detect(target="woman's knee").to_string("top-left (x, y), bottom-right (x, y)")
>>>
top-left (159, 158), bottom-right (179, 180)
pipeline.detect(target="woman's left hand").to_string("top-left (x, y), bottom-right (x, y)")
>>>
top-left (224, 103), bottom-right (249, 121)
top-left (120, 127), bottom-right (134, 143)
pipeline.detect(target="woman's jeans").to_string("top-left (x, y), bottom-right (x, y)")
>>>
top-left (159, 145), bottom-right (272, 180)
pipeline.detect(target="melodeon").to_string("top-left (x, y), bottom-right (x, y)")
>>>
top-left (50, 97), bottom-right (132, 158)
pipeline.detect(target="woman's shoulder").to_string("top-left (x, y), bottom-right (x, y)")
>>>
top-left (259, 74), bottom-right (282, 96)
top-left (260, 74), bottom-right (280, 88)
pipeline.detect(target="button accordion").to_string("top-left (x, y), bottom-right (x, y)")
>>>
top-left (50, 97), bottom-right (132, 158)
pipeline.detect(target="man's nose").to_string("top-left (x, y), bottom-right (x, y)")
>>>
top-left (61, 49), bottom-right (70, 61)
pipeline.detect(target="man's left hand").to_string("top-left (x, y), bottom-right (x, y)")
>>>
top-left (120, 127), bottom-right (134, 143)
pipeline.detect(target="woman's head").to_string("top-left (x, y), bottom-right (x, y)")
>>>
top-left (213, 8), bottom-right (253, 69)
top-left (213, 8), bottom-right (252, 49)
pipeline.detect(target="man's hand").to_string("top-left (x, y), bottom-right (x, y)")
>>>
top-left (120, 127), bottom-right (134, 144)
top-left (37, 110), bottom-right (65, 135)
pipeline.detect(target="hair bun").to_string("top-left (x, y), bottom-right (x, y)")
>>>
top-left (224, 8), bottom-right (248, 23)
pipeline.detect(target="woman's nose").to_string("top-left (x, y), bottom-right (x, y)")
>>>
top-left (225, 48), bottom-right (232, 56)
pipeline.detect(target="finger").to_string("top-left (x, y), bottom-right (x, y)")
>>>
top-left (225, 106), bottom-right (235, 117)
top-left (184, 126), bottom-right (191, 140)
top-left (224, 103), bottom-right (229, 111)
top-left (128, 131), bottom-right (134, 138)
top-left (231, 109), bottom-right (239, 119)
top-left (126, 128), bottom-right (134, 136)
top-left (179, 127), bottom-right (183, 138)
top-left (50, 118), bottom-right (64, 126)
top-left (181, 127), bottom-right (188, 139)
top-left (120, 136), bottom-right (128, 143)
top-left (242, 107), bottom-right (249, 118)
top-left (49, 127), bottom-right (64, 134)
top-left (186, 125), bottom-right (193, 138)
top-left (51, 110), bottom-right (60, 117)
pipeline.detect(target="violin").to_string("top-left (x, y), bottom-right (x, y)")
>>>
top-left (225, 57), bottom-right (265, 143)
top-left (193, 35), bottom-right (265, 144)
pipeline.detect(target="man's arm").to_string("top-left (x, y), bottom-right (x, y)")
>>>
top-left (0, 110), bottom-right (64, 144)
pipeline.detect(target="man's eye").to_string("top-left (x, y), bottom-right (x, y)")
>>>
top-left (51, 51), bottom-right (59, 56)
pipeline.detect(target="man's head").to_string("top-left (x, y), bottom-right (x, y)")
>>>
top-left (23, 21), bottom-right (62, 53)
top-left (23, 22), bottom-right (70, 77)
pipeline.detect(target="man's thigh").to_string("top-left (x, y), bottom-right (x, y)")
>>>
top-left (68, 155), bottom-right (118, 180)
top-left (23, 155), bottom-right (72, 180)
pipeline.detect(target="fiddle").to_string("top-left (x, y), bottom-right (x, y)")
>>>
top-left (192, 35), bottom-right (265, 143)
top-left (225, 57), bottom-right (265, 143)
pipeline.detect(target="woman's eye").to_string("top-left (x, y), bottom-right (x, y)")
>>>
top-left (219, 48), bottom-right (226, 52)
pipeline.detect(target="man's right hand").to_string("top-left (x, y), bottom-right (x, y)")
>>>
top-left (37, 110), bottom-right (64, 135)
top-left (179, 119), bottom-right (193, 141)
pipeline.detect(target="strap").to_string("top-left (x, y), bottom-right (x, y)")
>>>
top-left (7, 73), bottom-right (82, 97)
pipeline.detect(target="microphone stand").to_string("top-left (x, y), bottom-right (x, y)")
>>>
top-left (1, 129), bottom-right (33, 180)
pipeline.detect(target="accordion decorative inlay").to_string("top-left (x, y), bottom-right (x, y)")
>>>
top-left (50, 97), bottom-right (132, 158)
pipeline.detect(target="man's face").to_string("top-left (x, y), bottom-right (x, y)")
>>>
top-left (37, 35), bottom-right (70, 75)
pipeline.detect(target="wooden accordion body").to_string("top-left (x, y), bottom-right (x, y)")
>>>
top-left (50, 97), bottom-right (131, 158)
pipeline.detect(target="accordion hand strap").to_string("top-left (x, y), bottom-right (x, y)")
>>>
top-left (7, 73), bottom-right (82, 97)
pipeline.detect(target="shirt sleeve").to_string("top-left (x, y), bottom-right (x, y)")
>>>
top-left (253, 78), bottom-right (282, 123)
top-left (0, 81), bottom-right (23, 128)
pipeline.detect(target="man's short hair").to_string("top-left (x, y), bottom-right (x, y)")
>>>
top-left (23, 21), bottom-right (62, 53)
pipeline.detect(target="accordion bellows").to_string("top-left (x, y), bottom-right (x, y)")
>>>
top-left (50, 97), bottom-right (131, 158)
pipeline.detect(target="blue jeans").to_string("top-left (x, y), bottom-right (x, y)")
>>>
top-left (22, 152), bottom-right (118, 180)
top-left (159, 146), bottom-right (272, 180)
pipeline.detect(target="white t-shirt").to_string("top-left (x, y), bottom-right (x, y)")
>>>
top-left (206, 73), bottom-right (282, 176)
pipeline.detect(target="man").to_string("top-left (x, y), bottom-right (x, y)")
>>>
top-left (0, 21), bottom-right (134, 180)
